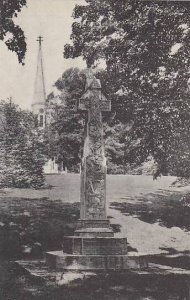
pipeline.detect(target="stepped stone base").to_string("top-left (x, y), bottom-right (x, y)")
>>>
top-left (46, 251), bottom-right (148, 271)
top-left (45, 218), bottom-right (149, 271)
top-left (63, 236), bottom-right (127, 255)
top-left (45, 218), bottom-right (148, 271)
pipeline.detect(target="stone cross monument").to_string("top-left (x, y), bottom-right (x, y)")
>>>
top-left (77, 69), bottom-right (112, 234)
top-left (46, 71), bottom-right (147, 270)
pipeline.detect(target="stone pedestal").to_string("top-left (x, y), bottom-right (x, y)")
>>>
top-left (46, 251), bottom-right (148, 271)
top-left (46, 217), bottom-right (147, 270)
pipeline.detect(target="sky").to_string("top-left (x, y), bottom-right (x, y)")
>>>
top-left (0, 0), bottom-right (184, 111)
top-left (0, 0), bottom-right (87, 110)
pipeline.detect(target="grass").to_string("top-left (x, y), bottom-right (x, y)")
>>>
top-left (0, 174), bottom-right (190, 299)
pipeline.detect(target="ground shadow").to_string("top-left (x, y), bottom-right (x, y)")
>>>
top-left (110, 191), bottom-right (190, 231)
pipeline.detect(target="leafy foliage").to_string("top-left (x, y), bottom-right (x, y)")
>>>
top-left (0, 0), bottom-right (27, 63)
top-left (46, 68), bottom-right (86, 171)
top-left (0, 101), bottom-right (47, 188)
top-left (46, 68), bottom-right (129, 173)
top-left (64, 1), bottom-right (190, 177)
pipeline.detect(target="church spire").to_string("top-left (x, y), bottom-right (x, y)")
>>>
top-left (33, 36), bottom-right (46, 106)
top-left (32, 36), bottom-right (46, 127)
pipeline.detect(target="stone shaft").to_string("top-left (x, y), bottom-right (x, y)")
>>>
top-left (79, 73), bottom-right (111, 221)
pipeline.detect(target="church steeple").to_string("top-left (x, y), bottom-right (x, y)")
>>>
top-left (32, 36), bottom-right (46, 127)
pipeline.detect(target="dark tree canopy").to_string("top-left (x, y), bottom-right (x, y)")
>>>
top-left (0, 0), bottom-right (27, 64)
top-left (47, 68), bottom-right (139, 174)
top-left (64, 1), bottom-right (190, 178)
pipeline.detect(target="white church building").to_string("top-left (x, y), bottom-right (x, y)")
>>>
top-left (31, 36), bottom-right (65, 174)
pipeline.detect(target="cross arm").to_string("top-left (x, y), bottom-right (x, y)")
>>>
top-left (78, 98), bottom-right (90, 111)
top-left (78, 96), bottom-right (111, 112)
top-left (100, 100), bottom-right (111, 112)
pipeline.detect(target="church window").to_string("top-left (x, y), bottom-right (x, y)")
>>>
top-left (39, 114), bottom-right (43, 127)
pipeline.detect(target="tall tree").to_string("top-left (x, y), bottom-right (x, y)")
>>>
top-left (0, 0), bottom-right (27, 64)
top-left (0, 101), bottom-right (47, 188)
top-left (46, 68), bottom-right (86, 171)
top-left (46, 68), bottom-right (129, 173)
top-left (64, 1), bottom-right (190, 177)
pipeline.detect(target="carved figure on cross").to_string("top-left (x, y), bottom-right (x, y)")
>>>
top-left (79, 71), bottom-right (111, 122)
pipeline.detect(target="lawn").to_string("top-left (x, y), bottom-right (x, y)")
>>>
top-left (0, 174), bottom-right (190, 299)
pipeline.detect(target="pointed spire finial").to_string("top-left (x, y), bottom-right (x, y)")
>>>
top-left (85, 67), bottom-right (101, 91)
top-left (32, 36), bottom-right (46, 110)
top-left (86, 67), bottom-right (94, 79)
